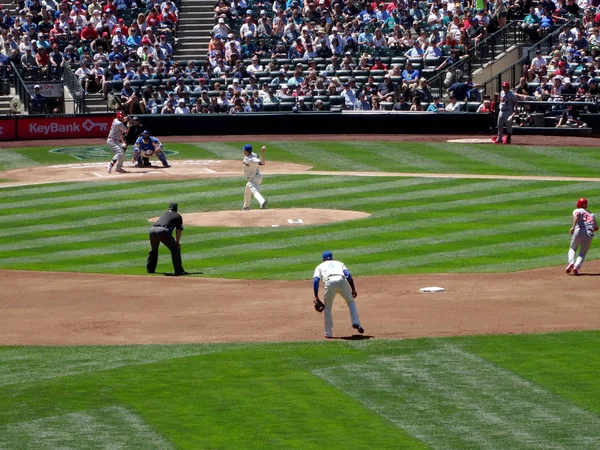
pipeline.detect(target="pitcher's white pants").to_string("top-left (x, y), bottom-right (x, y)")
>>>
top-left (243, 174), bottom-right (265, 208)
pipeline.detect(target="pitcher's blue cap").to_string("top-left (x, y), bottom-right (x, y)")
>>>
top-left (243, 144), bottom-right (252, 151)
top-left (322, 251), bottom-right (333, 260)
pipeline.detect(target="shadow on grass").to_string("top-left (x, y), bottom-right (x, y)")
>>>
top-left (330, 334), bottom-right (373, 340)
top-left (162, 271), bottom-right (203, 276)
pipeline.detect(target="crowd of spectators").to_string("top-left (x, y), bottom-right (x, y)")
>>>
top-left (510, 13), bottom-right (600, 127)
top-left (1, 0), bottom-right (594, 118)
top-left (101, 0), bottom-right (521, 115)
top-left (0, 0), bottom-right (180, 108)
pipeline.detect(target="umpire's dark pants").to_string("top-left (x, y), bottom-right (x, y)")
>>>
top-left (146, 226), bottom-right (184, 274)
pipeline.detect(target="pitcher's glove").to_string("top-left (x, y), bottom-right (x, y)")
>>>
top-left (314, 298), bottom-right (325, 313)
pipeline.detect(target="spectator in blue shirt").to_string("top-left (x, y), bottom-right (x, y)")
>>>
top-left (402, 61), bottom-right (420, 84)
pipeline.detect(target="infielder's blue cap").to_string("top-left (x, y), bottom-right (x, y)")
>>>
top-left (322, 251), bottom-right (333, 260)
top-left (243, 144), bottom-right (252, 151)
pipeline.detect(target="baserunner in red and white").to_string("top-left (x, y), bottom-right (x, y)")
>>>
top-left (106, 111), bottom-right (129, 174)
top-left (566, 197), bottom-right (598, 276)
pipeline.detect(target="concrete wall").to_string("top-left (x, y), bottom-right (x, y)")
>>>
top-left (473, 46), bottom-right (522, 86)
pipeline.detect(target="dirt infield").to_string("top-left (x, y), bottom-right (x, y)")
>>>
top-left (1, 134), bottom-right (599, 345)
top-left (1, 264), bottom-right (599, 345)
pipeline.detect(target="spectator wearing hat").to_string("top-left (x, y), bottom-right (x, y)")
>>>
top-left (213, 17), bottom-right (230, 37)
top-left (377, 74), bottom-right (396, 102)
top-left (30, 84), bottom-right (45, 113)
top-left (436, 48), bottom-right (467, 88)
top-left (175, 98), bottom-right (190, 114)
top-left (521, 7), bottom-right (540, 30)
top-left (392, 94), bottom-right (410, 111)
top-left (468, 16), bottom-right (485, 46)
top-left (240, 11), bottom-right (257, 37)
top-left (111, 27), bottom-right (127, 47)
top-left (354, 91), bottom-right (371, 110)
top-left (427, 96), bottom-right (446, 112)
top-left (527, 49), bottom-right (547, 79)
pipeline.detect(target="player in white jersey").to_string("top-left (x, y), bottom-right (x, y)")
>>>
top-left (242, 144), bottom-right (268, 210)
top-left (313, 251), bottom-right (364, 339)
top-left (106, 111), bottom-right (129, 173)
top-left (566, 197), bottom-right (598, 276)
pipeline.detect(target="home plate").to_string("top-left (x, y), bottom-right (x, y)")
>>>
top-left (419, 286), bottom-right (446, 293)
top-left (447, 138), bottom-right (494, 144)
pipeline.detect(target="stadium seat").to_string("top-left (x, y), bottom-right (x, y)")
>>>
top-left (466, 102), bottom-right (482, 112)
top-left (329, 95), bottom-right (344, 106)
top-left (279, 102), bottom-right (296, 111)
top-left (262, 103), bottom-right (279, 112)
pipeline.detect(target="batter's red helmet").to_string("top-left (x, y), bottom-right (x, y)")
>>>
top-left (116, 111), bottom-right (126, 121)
top-left (577, 198), bottom-right (588, 208)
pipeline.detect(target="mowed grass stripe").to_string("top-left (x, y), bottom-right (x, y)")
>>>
top-left (268, 141), bottom-right (361, 171)
top-left (190, 142), bottom-right (244, 160)
top-left (314, 344), bottom-right (600, 449)
top-left (0, 176), bottom-right (451, 222)
top-left (0, 149), bottom-right (39, 171)
top-left (303, 141), bottom-right (382, 172)
top-left (429, 143), bottom-right (549, 175)
top-left (77, 218), bottom-right (564, 273)
top-left (344, 141), bottom-right (459, 173)
top-left (519, 145), bottom-right (600, 174)
top-left (0, 406), bottom-right (175, 450)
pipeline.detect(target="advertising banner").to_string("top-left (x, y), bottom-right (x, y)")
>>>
top-left (0, 117), bottom-right (17, 141)
top-left (15, 115), bottom-right (114, 141)
top-left (25, 82), bottom-right (64, 98)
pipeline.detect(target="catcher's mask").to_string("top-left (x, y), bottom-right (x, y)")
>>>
top-left (322, 251), bottom-right (333, 261)
top-left (168, 202), bottom-right (178, 212)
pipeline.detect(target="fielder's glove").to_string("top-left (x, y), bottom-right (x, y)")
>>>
top-left (314, 298), bottom-right (324, 313)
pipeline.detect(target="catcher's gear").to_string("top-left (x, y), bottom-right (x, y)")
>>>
top-left (314, 298), bottom-right (324, 313)
top-left (577, 198), bottom-right (588, 209)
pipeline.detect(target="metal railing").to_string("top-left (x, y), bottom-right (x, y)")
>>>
top-left (426, 21), bottom-right (521, 98)
top-left (63, 63), bottom-right (87, 113)
top-left (468, 20), bottom-right (524, 73)
top-left (479, 19), bottom-right (576, 97)
top-left (11, 62), bottom-right (31, 114)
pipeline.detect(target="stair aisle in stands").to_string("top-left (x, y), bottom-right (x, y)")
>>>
top-left (176, 0), bottom-right (215, 61)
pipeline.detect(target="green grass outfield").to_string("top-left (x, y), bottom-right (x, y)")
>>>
top-left (1, 140), bottom-right (599, 448)
top-left (0, 141), bottom-right (599, 276)
top-left (1, 331), bottom-right (599, 449)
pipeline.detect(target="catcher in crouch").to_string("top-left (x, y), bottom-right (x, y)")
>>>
top-left (312, 251), bottom-right (365, 339)
top-left (133, 130), bottom-right (171, 168)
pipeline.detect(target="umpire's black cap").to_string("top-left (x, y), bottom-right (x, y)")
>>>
top-left (169, 202), bottom-right (178, 212)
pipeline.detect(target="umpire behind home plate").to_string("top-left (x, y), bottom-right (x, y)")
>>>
top-left (147, 203), bottom-right (188, 276)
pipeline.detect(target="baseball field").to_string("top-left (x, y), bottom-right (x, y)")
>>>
top-left (1, 135), bottom-right (600, 449)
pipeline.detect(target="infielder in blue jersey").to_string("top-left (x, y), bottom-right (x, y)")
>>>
top-left (133, 130), bottom-right (171, 168)
top-left (313, 251), bottom-right (365, 339)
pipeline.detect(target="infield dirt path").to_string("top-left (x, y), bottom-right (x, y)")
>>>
top-left (1, 133), bottom-right (599, 345)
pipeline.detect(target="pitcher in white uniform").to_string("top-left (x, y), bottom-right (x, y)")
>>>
top-left (566, 197), bottom-right (598, 276)
top-left (313, 251), bottom-right (365, 338)
top-left (242, 143), bottom-right (268, 210)
top-left (106, 111), bottom-right (129, 174)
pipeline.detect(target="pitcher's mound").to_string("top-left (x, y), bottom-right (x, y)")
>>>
top-left (150, 208), bottom-right (371, 228)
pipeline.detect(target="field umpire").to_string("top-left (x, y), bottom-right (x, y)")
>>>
top-left (147, 203), bottom-right (188, 276)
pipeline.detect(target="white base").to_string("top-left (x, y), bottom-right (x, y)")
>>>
top-left (419, 287), bottom-right (446, 293)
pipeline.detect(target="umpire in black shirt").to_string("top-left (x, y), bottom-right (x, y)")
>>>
top-left (147, 203), bottom-right (187, 275)
top-left (124, 116), bottom-right (150, 166)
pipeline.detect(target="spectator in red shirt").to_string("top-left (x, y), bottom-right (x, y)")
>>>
top-left (81, 22), bottom-right (99, 41)
top-left (371, 56), bottom-right (387, 70)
